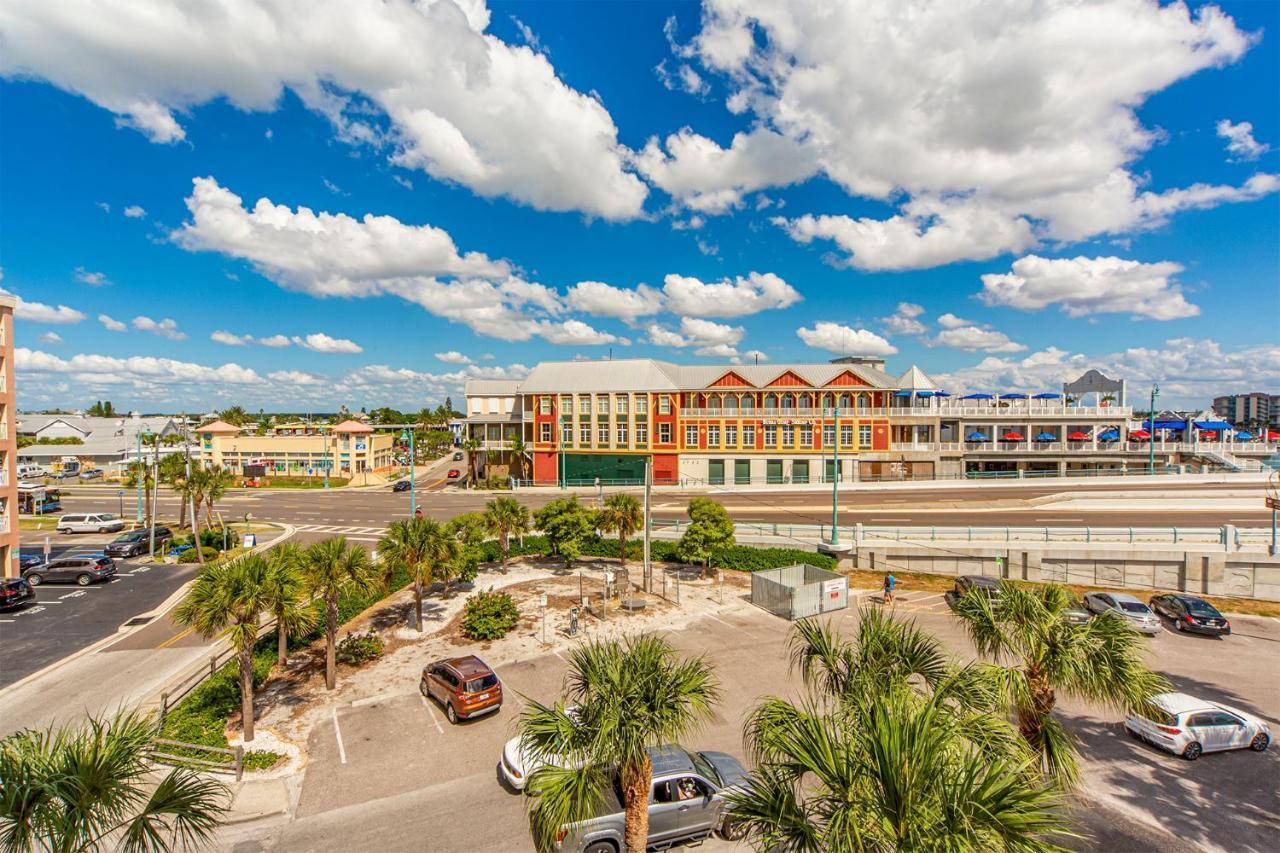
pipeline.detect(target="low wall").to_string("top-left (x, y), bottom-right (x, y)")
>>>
top-left (847, 541), bottom-right (1280, 602)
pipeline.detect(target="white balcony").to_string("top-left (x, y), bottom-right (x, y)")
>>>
top-left (682, 407), bottom-right (889, 418)
top-left (923, 404), bottom-right (1132, 418)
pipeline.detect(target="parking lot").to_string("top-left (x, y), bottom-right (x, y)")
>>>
top-left (1, 530), bottom-right (199, 687)
top-left (221, 585), bottom-right (1279, 853)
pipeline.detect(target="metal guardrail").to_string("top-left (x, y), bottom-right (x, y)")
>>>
top-left (649, 519), bottom-right (1272, 549)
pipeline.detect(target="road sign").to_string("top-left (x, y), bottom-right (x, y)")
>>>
top-left (539, 593), bottom-right (549, 608)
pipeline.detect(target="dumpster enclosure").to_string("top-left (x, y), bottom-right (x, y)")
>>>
top-left (750, 564), bottom-right (849, 620)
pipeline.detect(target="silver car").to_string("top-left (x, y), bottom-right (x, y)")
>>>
top-left (1084, 591), bottom-right (1161, 635)
top-left (56, 513), bottom-right (126, 534)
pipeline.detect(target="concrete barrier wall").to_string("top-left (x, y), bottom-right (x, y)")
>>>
top-left (849, 542), bottom-right (1280, 602)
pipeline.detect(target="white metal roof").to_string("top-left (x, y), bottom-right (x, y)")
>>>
top-left (463, 379), bottom-right (523, 396)
top-left (896, 365), bottom-right (939, 391)
top-left (511, 359), bottom-right (896, 394)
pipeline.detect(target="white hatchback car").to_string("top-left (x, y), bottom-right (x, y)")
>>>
top-left (56, 513), bottom-right (126, 534)
top-left (1083, 591), bottom-right (1161, 635)
top-left (1126, 692), bottom-right (1271, 760)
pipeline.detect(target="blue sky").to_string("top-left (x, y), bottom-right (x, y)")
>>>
top-left (1, 0), bottom-right (1277, 412)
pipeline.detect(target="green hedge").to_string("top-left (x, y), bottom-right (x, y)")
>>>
top-left (478, 534), bottom-right (831, 572)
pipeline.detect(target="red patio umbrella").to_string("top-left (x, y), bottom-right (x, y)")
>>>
top-left (1129, 429), bottom-right (1150, 440)
top-left (1002, 432), bottom-right (1024, 441)
top-left (1067, 431), bottom-right (1089, 441)
top-left (1270, 431), bottom-right (1280, 440)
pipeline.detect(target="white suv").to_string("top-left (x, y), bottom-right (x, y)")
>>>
top-left (1126, 692), bottom-right (1271, 760)
top-left (56, 513), bottom-right (126, 534)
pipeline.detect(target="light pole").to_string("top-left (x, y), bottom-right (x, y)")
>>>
top-left (135, 430), bottom-right (144, 523)
top-left (322, 427), bottom-right (330, 489)
top-left (1148, 384), bottom-right (1159, 475)
top-left (1265, 453), bottom-right (1280, 557)
top-left (400, 428), bottom-right (416, 517)
top-left (827, 405), bottom-right (840, 545)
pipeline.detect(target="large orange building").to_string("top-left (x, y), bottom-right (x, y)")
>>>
top-left (0, 294), bottom-right (17, 576)
top-left (515, 358), bottom-right (895, 485)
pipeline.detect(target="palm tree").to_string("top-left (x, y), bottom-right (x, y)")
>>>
top-left (378, 517), bottom-right (455, 631)
top-left (483, 496), bottom-right (531, 574)
top-left (185, 468), bottom-right (209, 566)
top-left (462, 436), bottom-right (481, 484)
top-left (173, 556), bottom-right (273, 742)
top-left (216, 406), bottom-right (248, 426)
top-left (302, 537), bottom-right (379, 690)
top-left (157, 453), bottom-right (189, 530)
top-left (724, 613), bottom-right (1067, 850)
top-left (123, 461), bottom-right (155, 526)
top-left (520, 635), bottom-right (720, 853)
top-left (261, 543), bottom-right (317, 668)
top-left (202, 465), bottom-right (235, 529)
top-left (596, 493), bottom-right (643, 572)
top-left (0, 708), bottom-right (228, 852)
top-left (508, 434), bottom-right (528, 481)
top-left (954, 581), bottom-right (1169, 784)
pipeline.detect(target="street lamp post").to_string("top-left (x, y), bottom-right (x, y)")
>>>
top-left (400, 428), bottom-right (416, 517)
top-left (135, 430), bottom-right (144, 523)
top-left (1148, 384), bottom-right (1159, 475)
top-left (322, 427), bottom-right (330, 490)
top-left (828, 405), bottom-right (840, 546)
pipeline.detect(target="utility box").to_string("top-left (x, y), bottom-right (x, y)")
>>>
top-left (751, 564), bottom-right (849, 620)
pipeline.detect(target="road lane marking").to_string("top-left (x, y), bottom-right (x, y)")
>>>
top-left (156, 625), bottom-right (197, 649)
top-left (59, 591), bottom-right (86, 599)
top-left (707, 613), bottom-right (758, 639)
top-left (332, 707), bottom-right (347, 764)
top-left (419, 694), bottom-right (445, 734)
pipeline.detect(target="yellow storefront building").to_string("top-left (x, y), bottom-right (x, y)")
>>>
top-left (196, 419), bottom-right (395, 480)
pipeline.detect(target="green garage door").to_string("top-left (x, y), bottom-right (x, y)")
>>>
top-left (734, 459), bottom-right (751, 485)
top-left (708, 459), bottom-right (725, 485)
top-left (766, 459), bottom-right (783, 484)
top-left (562, 453), bottom-right (648, 484)
top-left (792, 460), bottom-right (809, 484)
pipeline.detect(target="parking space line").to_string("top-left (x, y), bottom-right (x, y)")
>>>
top-left (419, 694), bottom-right (445, 734)
top-left (707, 613), bottom-right (759, 639)
top-left (59, 591), bottom-right (86, 599)
top-left (332, 707), bottom-right (347, 765)
top-left (550, 649), bottom-right (567, 663)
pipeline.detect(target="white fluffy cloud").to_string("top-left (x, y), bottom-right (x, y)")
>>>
top-left (435, 351), bottom-right (473, 364)
top-left (123, 205), bottom-right (146, 219)
top-left (565, 281), bottom-right (664, 322)
top-left (98, 314), bottom-right (126, 332)
top-left (0, 277), bottom-right (86, 324)
top-left (17, 347), bottom-right (262, 387)
top-left (660, 272), bottom-right (800, 318)
top-left (647, 316), bottom-right (745, 357)
top-left (38, 331), bottom-right (62, 345)
top-left (881, 303), bottom-right (927, 336)
top-left (934, 338), bottom-right (1280, 407)
top-left (74, 267), bottom-right (110, 286)
top-left (933, 325), bottom-right (1027, 354)
top-left (0, 0), bottom-right (646, 219)
top-left (1217, 119), bottom-right (1270, 162)
top-left (978, 255), bottom-right (1199, 320)
top-left (131, 316), bottom-right (186, 340)
top-left (537, 320), bottom-right (629, 346)
top-left (655, 59), bottom-right (710, 97)
top-left (795, 322), bottom-right (896, 357)
top-left (292, 333), bottom-right (362, 354)
top-left (211, 330), bottom-right (252, 346)
top-left (665, 1), bottom-right (1272, 267)
top-left (259, 335), bottom-right (291, 348)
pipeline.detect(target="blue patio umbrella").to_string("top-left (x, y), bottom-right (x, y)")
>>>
top-left (960, 393), bottom-right (994, 400)
top-left (892, 391), bottom-right (912, 397)
top-left (1098, 429), bottom-right (1120, 441)
top-left (1032, 392), bottom-right (1061, 400)
top-left (1034, 432), bottom-right (1057, 441)
top-left (999, 393), bottom-right (1027, 400)
top-left (1235, 431), bottom-right (1254, 440)
top-left (935, 391), bottom-right (951, 397)
top-left (966, 431), bottom-right (990, 441)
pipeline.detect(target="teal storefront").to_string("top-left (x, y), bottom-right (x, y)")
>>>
top-left (561, 453), bottom-right (648, 484)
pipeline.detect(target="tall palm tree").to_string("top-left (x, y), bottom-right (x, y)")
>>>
top-left (261, 543), bottom-right (317, 668)
top-left (173, 556), bottom-right (273, 742)
top-left (508, 434), bottom-right (528, 481)
top-left (462, 436), bottom-right (482, 484)
top-left (596, 493), bottom-right (643, 572)
top-left (520, 635), bottom-right (720, 853)
top-left (0, 708), bottom-right (228, 852)
top-left (157, 453), bottom-right (188, 530)
top-left (302, 538), bottom-right (379, 690)
top-left (954, 581), bottom-right (1169, 784)
top-left (724, 613), bottom-right (1067, 851)
top-left (123, 461), bottom-right (155, 526)
top-left (202, 466), bottom-right (235, 529)
top-left (483, 496), bottom-right (531, 574)
top-left (185, 468), bottom-right (209, 566)
top-left (378, 517), bottom-right (454, 631)
top-left (216, 406), bottom-right (247, 426)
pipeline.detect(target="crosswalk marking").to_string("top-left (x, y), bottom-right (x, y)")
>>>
top-left (292, 523), bottom-right (388, 535)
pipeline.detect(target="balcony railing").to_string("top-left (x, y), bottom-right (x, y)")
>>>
top-left (681, 407), bottom-right (889, 418)
top-left (921, 404), bottom-right (1133, 418)
top-left (918, 440), bottom-right (1279, 454)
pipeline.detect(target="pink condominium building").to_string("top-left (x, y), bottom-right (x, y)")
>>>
top-left (0, 294), bottom-right (17, 577)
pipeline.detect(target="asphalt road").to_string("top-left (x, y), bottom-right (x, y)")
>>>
top-left (218, 583), bottom-right (1279, 853)
top-left (1, 530), bottom-right (200, 688)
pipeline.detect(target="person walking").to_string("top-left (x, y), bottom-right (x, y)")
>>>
top-left (883, 572), bottom-right (895, 604)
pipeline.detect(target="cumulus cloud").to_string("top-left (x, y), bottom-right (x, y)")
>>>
top-left (259, 335), bottom-right (291, 348)
top-left (0, 0), bottom-right (647, 219)
top-left (978, 255), bottom-right (1199, 320)
top-left (796, 323), bottom-right (896, 357)
top-left (655, 59), bottom-right (709, 97)
top-left (932, 325), bottom-right (1027, 354)
top-left (38, 331), bottom-right (62, 345)
top-left (98, 314), bottom-right (126, 332)
top-left (537, 320), bottom-right (629, 346)
top-left (565, 281), bottom-right (664, 323)
top-left (1217, 119), bottom-right (1270, 162)
top-left (267, 369), bottom-right (326, 386)
top-left (211, 330), bottom-right (252, 346)
top-left (880, 303), bottom-right (927, 336)
top-left (292, 332), bottom-right (363, 353)
top-left (74, 267), bottom-right (110, 286)
top-left (661, 0), bottom-right (1269, 266)
top-left (0, 285), bottom-right (87, 325)
top-left (131, 315), bottom-right (186, 340)
top-left (435, 350), bottom-right (473, 364)
top-left (646, 316), bottom-right (745, 357)
top-left (123, 205), bottom-right (146, 218)
top-left (660, 271), bottom-right (800, 318)
top-left (17, 347), bottom-right (262, 387)
top-left (934, 338), bottom-right (1280, 407)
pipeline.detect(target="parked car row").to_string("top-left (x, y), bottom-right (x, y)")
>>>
top-left (23, 553), bottom-right (117, 587)
top-left (947, 577), bottom-right (1231, 637)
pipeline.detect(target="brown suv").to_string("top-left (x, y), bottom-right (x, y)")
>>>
top-left (420, 655), bottom-right (502, 723)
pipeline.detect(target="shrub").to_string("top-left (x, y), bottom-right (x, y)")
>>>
top-left (178, 546), bottom-right (218, 564)
top-left (709, 546), bottom-right (835, 573)
top-left (335, 631), bottom-right (383, 666)
top-left (461, 590), bottom-right (520, 640)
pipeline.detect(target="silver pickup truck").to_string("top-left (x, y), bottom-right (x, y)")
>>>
top-left (553, 744), bottom-right (750, 853)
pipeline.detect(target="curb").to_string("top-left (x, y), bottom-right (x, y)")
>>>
top-left (0, 523), bottom-right (297, 700)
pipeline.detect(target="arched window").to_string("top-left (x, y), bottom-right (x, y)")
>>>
top-left (724, 394), bottom-right (739, 412)
top-left (840, 393), bottom-right (852, 409)
top-left (799, 393), bottom-right (813, 410)
top-left (765, 393), bottom-right (778, 410)
top-left (855, 394), bottom-right (867, 410)
top-left (781, 394), bottom-right (795, 410)
top-left (709, 394), bottom-right (722, 410)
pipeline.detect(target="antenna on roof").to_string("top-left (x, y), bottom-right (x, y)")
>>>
top-left (754, 352), bottom-right (759, 365)
top-left (608, 347), bottom-right (612, 361)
